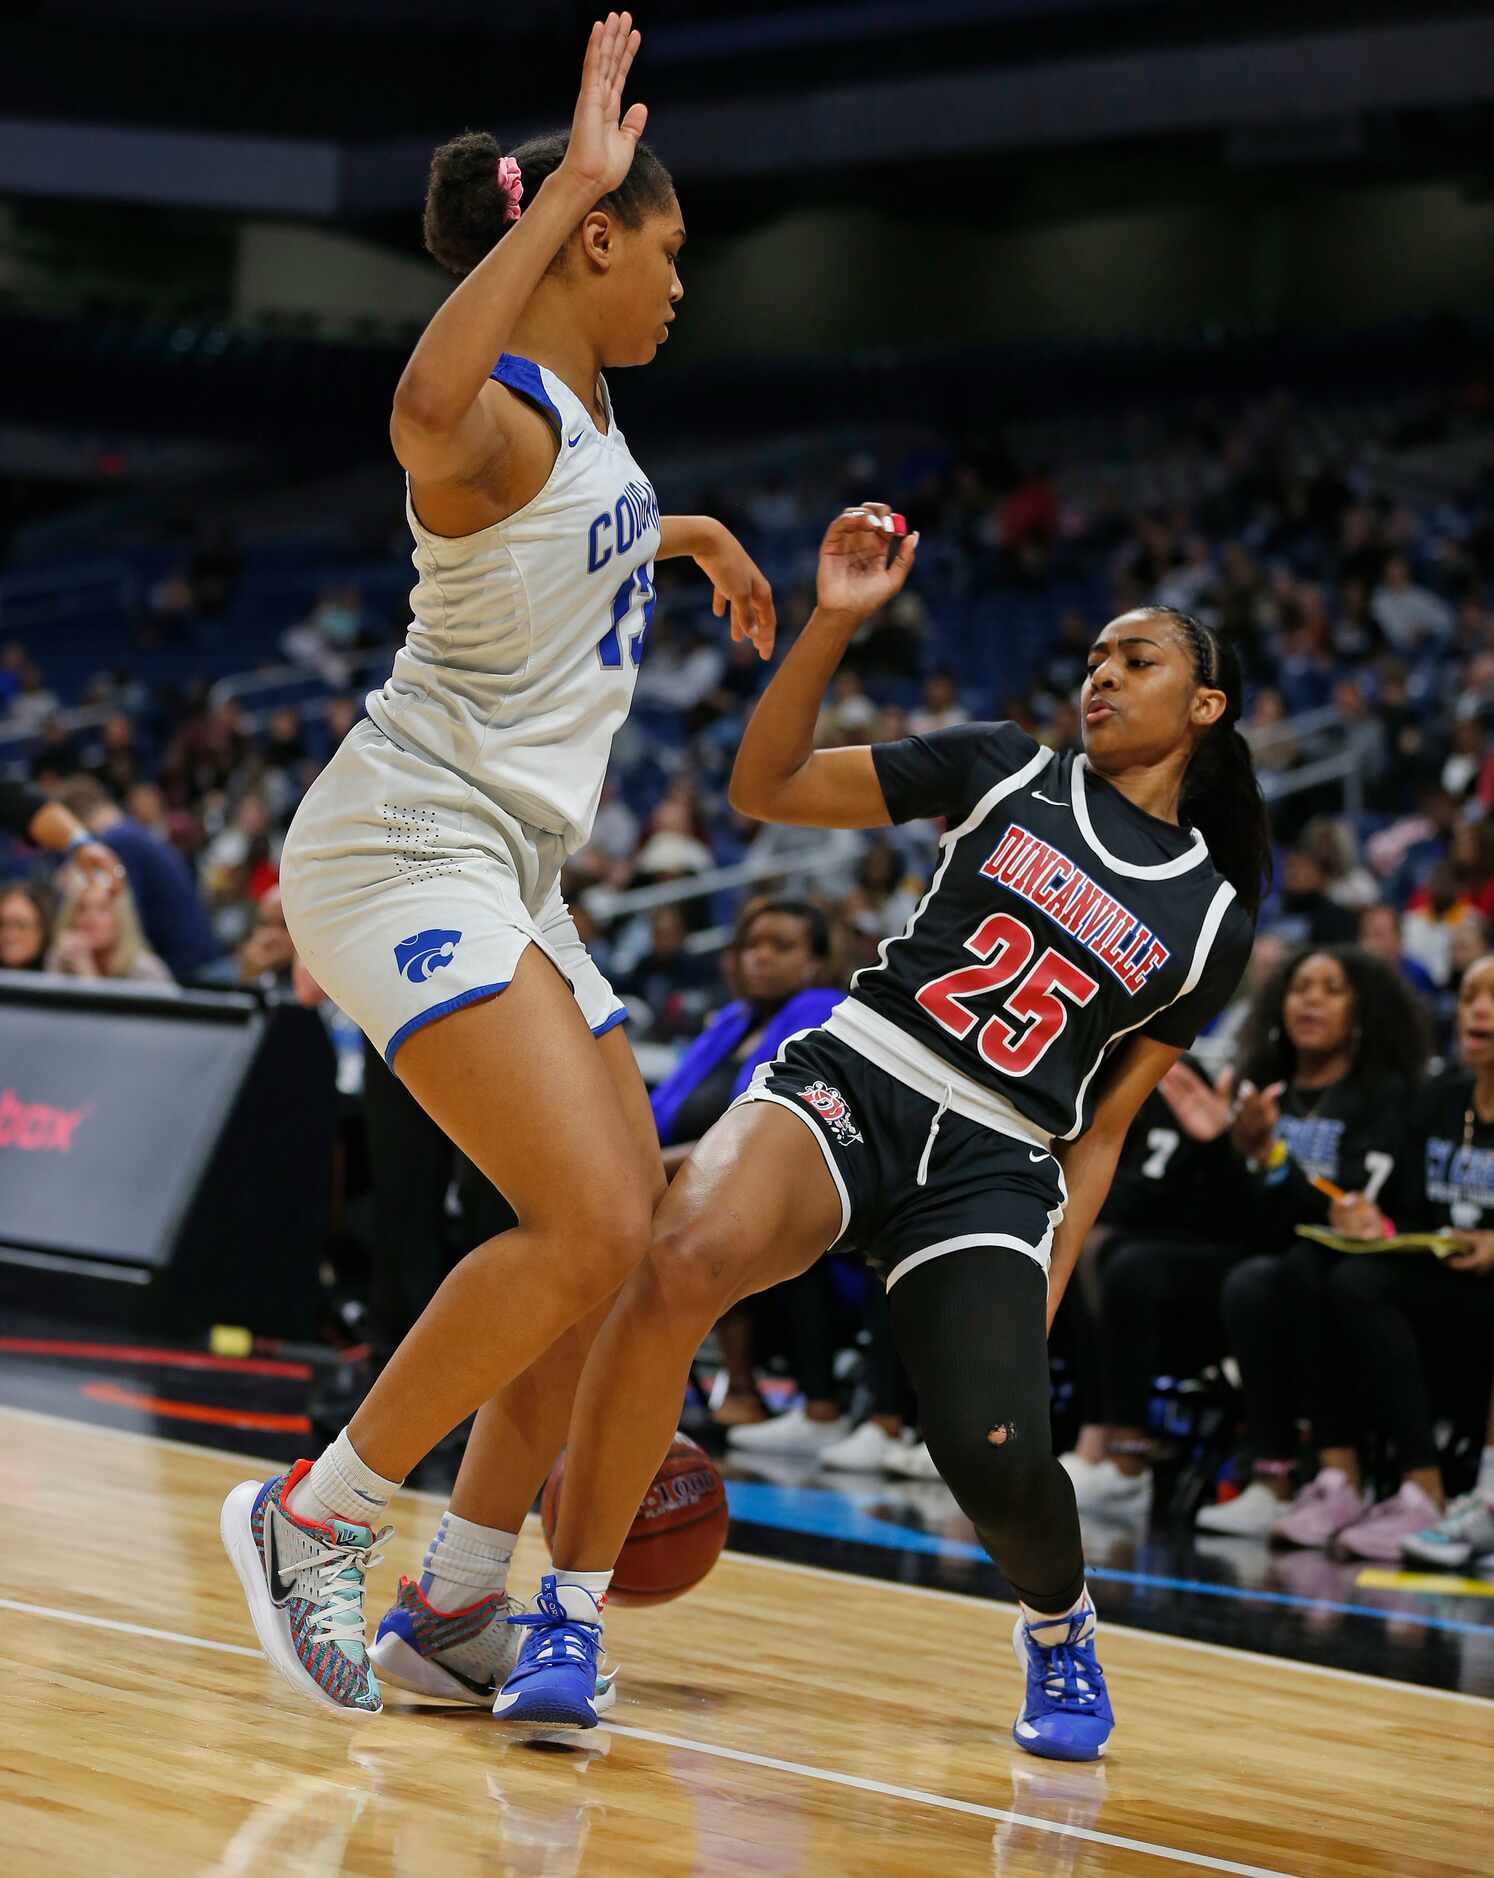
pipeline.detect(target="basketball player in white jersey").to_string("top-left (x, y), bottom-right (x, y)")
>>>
top-left (220, 13), bottom-right (774, 1716)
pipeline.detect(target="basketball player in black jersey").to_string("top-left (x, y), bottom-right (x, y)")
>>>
top-left (498, 503), bottom-right (1270, 1759)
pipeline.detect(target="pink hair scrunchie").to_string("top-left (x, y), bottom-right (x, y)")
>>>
top-left (496, 155), bottom-right (524, 224)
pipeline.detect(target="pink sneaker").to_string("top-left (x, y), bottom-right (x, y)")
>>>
top-left (1269, 1468), bottom-right (1368, 1549)
top-left (1334, 1482), bottom-right (1444, 1562)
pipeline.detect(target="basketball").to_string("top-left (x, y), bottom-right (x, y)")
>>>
top-left (541, 1432), bottom-right (729, 1606)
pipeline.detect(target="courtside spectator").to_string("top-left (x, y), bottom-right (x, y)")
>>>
top-left (57, 776), bottom-right (220, 979)
top-left (47, 874), bottom-right (172, 984)
top-left (0, 883), bottom-right (54, 972)
top-left (1198, 947), bottom-right (1430, 1538)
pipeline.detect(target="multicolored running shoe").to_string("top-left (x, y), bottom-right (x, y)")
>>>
top-left (370, 1578), bottom-right (522, 1704)
top-left (220, 1458), bottom-right (387, 1717)
top-left (1400, 1491), bottom-right (1494, 1571)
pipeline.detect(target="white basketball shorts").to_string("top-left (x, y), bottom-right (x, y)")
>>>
top-left (279, 720), bottom-right (625, 1068)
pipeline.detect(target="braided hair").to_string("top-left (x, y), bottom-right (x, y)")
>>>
top-left (1142, 606), bottom-right (1273, 920)
top-left (423, 130), bottom-right (676, 278)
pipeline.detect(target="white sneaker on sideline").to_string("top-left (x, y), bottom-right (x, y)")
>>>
top-left (886, 1438), bottom-right (942, 1480)
top-left (821, 1421), bottom-right (903, 1472)
top-left (725, 1406), bottom-right (851, 1456)
top-left (1067, 1458), bottom-right (1153, 1516)
top-left (1194, 1481), bottom-right (1286, 1537)
top-left (1059, 1453), bottom-right (1105, 1491)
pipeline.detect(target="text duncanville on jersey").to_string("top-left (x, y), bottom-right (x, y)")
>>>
top-left (980, 823), bottom-right (1171, 995)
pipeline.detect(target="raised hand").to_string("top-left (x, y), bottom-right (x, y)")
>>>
top-left (559, 12), bottom-right (648, 199)
top-left (816, 504), bottom-right (919, 619)
top-left (66, 839), bottom-right (126, 896)
top-left (1229, 1076), bottom-right (1285, 1163)
top-left (1158, 1060), bottom-right (1231, 1141)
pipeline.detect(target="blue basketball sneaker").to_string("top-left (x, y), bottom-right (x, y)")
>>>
top-left (491, 1575), bottom-right (613, 1729)
top-left (1011, 1596), bottom-right (1114, 1761)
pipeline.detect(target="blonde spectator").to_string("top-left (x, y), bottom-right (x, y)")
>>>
top-left (1302, 816), bottom-right (1379, 910)
top-left (1244, 686), bottom-right (1298, 775)
top-left (47, 874), bottom-right (172, 983)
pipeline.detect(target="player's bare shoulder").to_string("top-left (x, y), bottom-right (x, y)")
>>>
top-left (404, 376), bottom-right (559, 538)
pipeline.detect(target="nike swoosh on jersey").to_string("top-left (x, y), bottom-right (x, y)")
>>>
top-left (567, 431), bottom-right (585, 448)
top-left (1030, 791), bottom-right (1068, 809)
top-left (1028, 1149), bottom-right (1051, 1163)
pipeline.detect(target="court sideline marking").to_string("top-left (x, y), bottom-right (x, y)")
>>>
top-left (727, 1551), bottom-right (1494, 1712)
top-left (0, 1595), bottom-right (1292, 1878)
top-left (5, 1403), bottom-right (1491, 1712)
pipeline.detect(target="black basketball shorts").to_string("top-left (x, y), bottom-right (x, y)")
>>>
top-left (731, 1028), bottom-right (1067, 1290)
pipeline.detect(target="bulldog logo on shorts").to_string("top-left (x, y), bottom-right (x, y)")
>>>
top-left (798, 1079), bottom-right (863, 1146)
top-left (394, 929), bottom-right (463, 984)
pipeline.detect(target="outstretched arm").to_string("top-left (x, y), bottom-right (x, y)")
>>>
top-left (0, 782), bottom-right (124, 893)
top-left (392, 13), bottom-right (647, 487)
top-left (728, 504), bottom-right (918, 827)
top-left (1047, 1035), bottom-right (1183, 1330)
top-left (658, 516), bottom-right (776, 660)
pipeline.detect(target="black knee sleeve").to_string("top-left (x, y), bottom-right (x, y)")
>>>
top-left (889, 1246), bottom-right (1086, 1611)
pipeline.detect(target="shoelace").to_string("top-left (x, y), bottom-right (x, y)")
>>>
top-left (1026, 1623), bottom-right (1103, 1712)
top-left (506, 1591), bottom-right (601, 1679)
top-left (279, 1526), bottom-right (390, 1648)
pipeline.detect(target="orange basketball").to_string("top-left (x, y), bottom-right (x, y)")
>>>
top-left (541, 1432), bottom-right (729, 1606)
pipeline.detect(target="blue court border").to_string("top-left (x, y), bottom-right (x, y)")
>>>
top-left (724, 1480), bottom-right (1494, 1641)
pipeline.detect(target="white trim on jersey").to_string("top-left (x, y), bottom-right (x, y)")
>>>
top-left (1070, 755), bottom-right (1209, 879)
top-left (823, 998), bottom-right (1052, 1149)
top-left (883, 1133), bottom-right (1067, 1292)
top-left (732, 1091), bottom-right (853, 1247)
top-left (884, 1220), bottom-right (1059, 1293)
top-left (850, 743), bottom-right (1056, 996)
top-left (729, 1024), bottom-right (855, 1245)
top-left (1060, 876), bottom-right (1238, 1141)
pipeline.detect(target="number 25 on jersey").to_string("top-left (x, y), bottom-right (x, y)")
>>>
top-left (916, 912), bottom-right (1099, 1077)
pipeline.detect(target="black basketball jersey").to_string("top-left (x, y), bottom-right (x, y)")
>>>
top-left (861, 721), bottom-right (1254, 1140)
top-left (1247, 1070), bottom-right (1411, 1242)
top-left (1383, 1071), bottom-right (1494, 1234)
top-left (1102, 1055), bottom-right (1250, 1236)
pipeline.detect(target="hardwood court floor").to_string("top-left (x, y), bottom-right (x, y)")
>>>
top-left (1, 1408), bottom-right (1489, 1878)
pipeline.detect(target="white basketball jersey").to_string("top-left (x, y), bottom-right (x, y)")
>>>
top-left (366, 353), bottom-right (661, 853)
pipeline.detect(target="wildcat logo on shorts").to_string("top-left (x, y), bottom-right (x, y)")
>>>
top-left (394, 929), bottom-right (463, 984)
top-left (798, 1080), bottom-right (862, 1146)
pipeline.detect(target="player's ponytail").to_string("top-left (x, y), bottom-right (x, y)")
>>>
top-left (1152, 609), bottom-right (1273, 921)
top-left (423, 129), bottom-right (675, 279)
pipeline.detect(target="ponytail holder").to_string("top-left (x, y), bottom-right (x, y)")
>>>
top-left (496, 155), bottom-right (524, 224)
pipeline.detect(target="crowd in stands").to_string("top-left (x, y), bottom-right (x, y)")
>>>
top-left (4, 371), bottom-right (1493, 1569)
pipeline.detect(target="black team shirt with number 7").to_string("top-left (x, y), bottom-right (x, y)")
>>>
top-left (862, 722), bottom-right (1255, 1142)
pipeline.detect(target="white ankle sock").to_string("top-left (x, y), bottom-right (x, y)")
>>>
top-left (550, 1569), bottom-right (612, 1624)
top-left (286, 1427), bottom-right (402, 1528)
top-left (1021, 1588), bottom-right (1094, 1648)
top-left (419, 1512), bottom-right (518, 1612)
